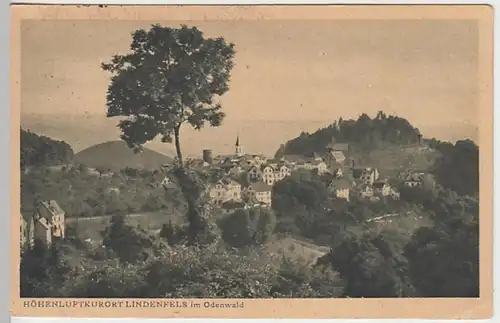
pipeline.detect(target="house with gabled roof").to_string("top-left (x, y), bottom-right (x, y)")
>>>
top-left (282, 154), bottom-right (307, 165)
top-left (247, 165), bottom-right (263, 182)
top-left (276, 163), bottom-right (292, 181)
top-left (311, 160), bottom-right (328, 174)
top-left (261, 164), bottom-right (277, 185)
top-left (250, 154), bottom-right (267, 166)
top-left (328, 178), bottom-right (352, 201)
top-left (331, 166), bottom-right (344, 178)
top-left (21, 200), bottom-right (66, 247)
top-left (351, 167), bottom-right (380, 186)
top-left (403, 172), bottom-right (426, 188)
top-left (358, 184), bottom-right (374, 199)
top-left (324, 150), bottom-right (346, 168)
top-left (331, 143), bottom-right (349, 151)
top-left (372, 180), bottom-right (392, 197)
top-left (245, 182), bottom-right (273, 206)
top-left (220, 200), bottom-right (247, 214)
top-left (209, 177), bottom-right (242, 204)
top-left (20, 213), bottom-right (34, 248)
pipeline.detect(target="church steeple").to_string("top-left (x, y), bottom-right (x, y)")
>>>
top-left (235, 133), bottom-right (242, 156)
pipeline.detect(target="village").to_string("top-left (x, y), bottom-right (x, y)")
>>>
top-left (162, 135), bottom-right (429, 215)
top-left (19, 133), bottom-right (432, 249)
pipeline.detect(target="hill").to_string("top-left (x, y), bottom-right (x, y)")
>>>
top-left (274, 111), bottom-right (440, 177)
top-left (21, 129), bottom-right (74, 171)
top-left (75, 141), bottom-right (173, 171)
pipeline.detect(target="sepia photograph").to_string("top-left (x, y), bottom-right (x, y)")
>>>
top-left (11, 4), bottom-right (493, 319)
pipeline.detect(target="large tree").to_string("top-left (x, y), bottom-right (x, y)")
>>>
top-left (101, 24), bottom-right (235, 244)
top-left (101, 24), bottom-right (235, 165)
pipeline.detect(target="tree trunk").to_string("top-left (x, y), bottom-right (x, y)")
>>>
top-left (174, 125), bottom-right (183, 167)
top-left (171, 124), bottom-right (204, 245)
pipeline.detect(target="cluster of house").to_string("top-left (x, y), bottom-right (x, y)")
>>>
top-left (159, 136), bottom-right (340, 214)
top-left (160, 135), bottom-right (433, 214)
top-left (327, 160), bottom-right (432, 202)
top-left (20, 200), bottom-right (66, 248)
top-left (329, 166), bottom-right (400, 202)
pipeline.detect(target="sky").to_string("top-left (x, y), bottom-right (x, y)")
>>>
top-left (20, 19), bottom-right (479, 157)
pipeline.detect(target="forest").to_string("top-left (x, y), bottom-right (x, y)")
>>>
top-left (275, 111), bottom-right (423, 159)
top-left (21, 129), bottom-right (74, 171)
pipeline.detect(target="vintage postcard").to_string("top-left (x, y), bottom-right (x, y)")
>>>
top-left (10, 4), bottom-right (493, 319)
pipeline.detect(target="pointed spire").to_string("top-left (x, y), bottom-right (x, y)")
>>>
top-left (236, 133), bottom-right (240, 146)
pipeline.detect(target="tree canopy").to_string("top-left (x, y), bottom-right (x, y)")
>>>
top-left (427, 139), bottom-right (479, 196)
top-left (21, 129), bottom-right (74, 171)
top-left (275, 111), bottom-right (422, 159)
top-left (101, 24), bottom-right (235, 165)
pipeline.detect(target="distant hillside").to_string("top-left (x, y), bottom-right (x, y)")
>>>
top-left (274, 111), bottom-right (440, 177)
top-left (74, 141), bottom-right (173, 171)
top-left (276, 112), bottom-right (423, 157)
top-left (21, 129), bottom-right (74, 171)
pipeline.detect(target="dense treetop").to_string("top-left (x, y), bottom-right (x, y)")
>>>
top-left (21, 129), bottom-right (74, 170)
top-left (275, 111), bottom-right (422, 158)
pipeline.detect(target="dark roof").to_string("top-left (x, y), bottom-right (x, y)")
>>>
top-left (282, 154), bottom-right (306, 163)
top-left (248, 165), bottom-right (262, 172)
top-left (311, 159), bottom-right (325, 166)
top-left (406, 172), bottom-right (424, 182)
top-left (327, 143), bottom-right (349, 151)
top-left (330, 151), bottom-right (346, 161)
top-left (330, 179), bottom-right (351, 190)
top-left (266, 158), bottom-right (281, 164)
top-left (372, 181), bottom-right (388, 189)
top-left (40, 200), bottom-right (64, 216)
top-left (250, 182), bottom-right (272, 192)
top-left (261, 164), bottom-right (276, 171)
top-left (163, 182), bottom-right (177, 190)
top-left (351, 168), bottom-right (364, 179)
top-left (219, 162), bottom-right (235, 169)
top-left (220, 178), bottom-right (239, 186)
top-left (221, 200), bottom-right (246, 209)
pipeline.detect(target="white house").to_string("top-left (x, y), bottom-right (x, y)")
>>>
top-left (372, 181), bottom-right (392, 197)
top-left (246, 182), bottom-right (273, 206)
top-left (328, 179), bottom-right (351, 201)
top-left (208, 179), bottom-right (242, 205)
top-left (308, 160), bottom-right (327, 174)
top-left (359, 185), bottom-right (374, 199)
top-left (332, 166), bottom-right (344, 178)
top-left (261, 165), bottom-right (277, 186)
top-left (352, 167), bottom-right (380, 186)
top-left (276, 164), bottom-right (292, 181)
top-left (21, 200), bottom-right (66, 247)
top-left (403, 172), bottom-right (425, 187)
